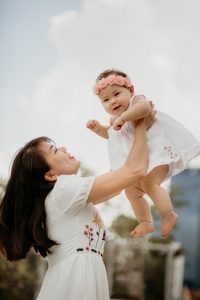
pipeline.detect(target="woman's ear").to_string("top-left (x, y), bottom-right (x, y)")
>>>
top-left (130, 85), bottom-right (134, 96)
top-left (44, 171), bottom-right (57, 182)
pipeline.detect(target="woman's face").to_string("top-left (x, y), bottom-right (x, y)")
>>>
top-left (39, 142), bottom-right (80, 180)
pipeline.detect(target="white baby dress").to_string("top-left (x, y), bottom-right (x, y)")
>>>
top-left (108, 99), bottom-right (200, 179)
top-left (36, 174), bottom-right (110, 300)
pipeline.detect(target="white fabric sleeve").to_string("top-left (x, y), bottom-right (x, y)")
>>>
top-left (53, 174), bottom-right (95, 214)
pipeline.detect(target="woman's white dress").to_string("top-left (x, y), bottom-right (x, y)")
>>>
top-left (108, 100), bottom-right (200, 179)
top-left (37, 175), bottom-right (110, 300)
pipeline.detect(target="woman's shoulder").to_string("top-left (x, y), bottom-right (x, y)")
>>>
top-left (56, 174), bottom-right (77, 187)
top-left (55, 174), bottom-right (94, 194)
top-left (48, 174), bottom-right (95, 214)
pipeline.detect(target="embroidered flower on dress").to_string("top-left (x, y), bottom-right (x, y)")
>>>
top-left (84, 225), bottom-right (94, 245)
top-left (92, 213), bottom-right (104, 228)
top-left (100, 230), bottom-right (106, 249)
top-left (164, 145), bottom-right (178, 159)
top-left (77, 213), bottom-right (106, 257)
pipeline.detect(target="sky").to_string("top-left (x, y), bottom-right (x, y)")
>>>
top-left (1, 0), bottom-right (200, 225)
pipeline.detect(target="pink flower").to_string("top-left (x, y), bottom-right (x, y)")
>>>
top-left (117, 76), bottom-right (124, 85)
top-left (124, 77), bottom-right (132, 87)
top-left (93, 74), bottom-right (134, 95)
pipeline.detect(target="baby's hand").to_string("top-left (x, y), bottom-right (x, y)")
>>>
top-left (86, 119), bottom-right (101, 133)
top-left (113, 117), bottom-right (125, 131)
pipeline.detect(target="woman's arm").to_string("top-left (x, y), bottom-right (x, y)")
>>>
top-left (113, 96), bottom-right (151, 130)
top-left (120, 96), bottom-right (151, 122)
top-left (88, 119), bottom-right (148, 204)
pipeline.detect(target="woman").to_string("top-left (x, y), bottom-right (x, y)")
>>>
top-left (0, 111), bottom-right (155, 300)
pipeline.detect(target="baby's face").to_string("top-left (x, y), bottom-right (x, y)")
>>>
top-left (98, 85), bottom-right (133, 116)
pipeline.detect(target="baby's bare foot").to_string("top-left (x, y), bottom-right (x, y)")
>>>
top-left (160, 211), bottom-right (178, 238)
top-left (130, 222), bottom-right (155, 238)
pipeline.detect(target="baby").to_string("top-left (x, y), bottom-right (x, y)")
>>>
top-left (86, 69), bottom-right (200, 238)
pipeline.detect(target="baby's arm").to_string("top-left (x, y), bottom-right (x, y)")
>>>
top-left (86, 119), bottom-right (109, 139)
top-left (113, 96), bottom-right (151, 130)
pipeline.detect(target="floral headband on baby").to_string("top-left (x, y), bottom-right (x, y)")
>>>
top-left (93, 74), bottom-right (133, 95)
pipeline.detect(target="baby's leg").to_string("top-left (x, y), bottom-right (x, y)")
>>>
top-left (125, 185), bottom-right (155, 238)
top-left (141, 165), bottom-right (178, 238)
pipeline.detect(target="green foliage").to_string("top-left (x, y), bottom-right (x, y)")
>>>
top-left (149, 236), bottom-right (172, 244)
top-left (0, 251), bottom-right (40, 300)
top-left (109, 214), bottom-right (138, 238)
top-left (170, 185), bottom-right (189, 208)
top-left (144, 250), bottom-right (166, 300)
top-left (0, 178), bottom-right (6, 202)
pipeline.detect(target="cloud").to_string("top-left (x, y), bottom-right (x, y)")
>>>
top-left (0, 144), bottom-right (19, 179)
top-left (1, 0), bottom-right (200, 179)
top-left (0, 153), bottom-right (8, 179)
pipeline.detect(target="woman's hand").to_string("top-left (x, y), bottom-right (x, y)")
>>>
top-left (144, 101), bottom-right (156, 129)
top-left (134, 101), bottom-right (156, 129)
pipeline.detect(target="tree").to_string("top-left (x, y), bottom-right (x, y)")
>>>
top-left (0, 178), bottom-right (6, 201)
top-left (109, 214), bottom-right (138, 238)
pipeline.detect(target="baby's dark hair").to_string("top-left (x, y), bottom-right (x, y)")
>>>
top-left (96, 69), bottom-right (128, 82)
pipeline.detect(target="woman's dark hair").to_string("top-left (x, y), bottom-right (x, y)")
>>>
top-left (0, 136), bottom-right (58, 261)
top-left (96, 68), bottom-right (128, 82)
